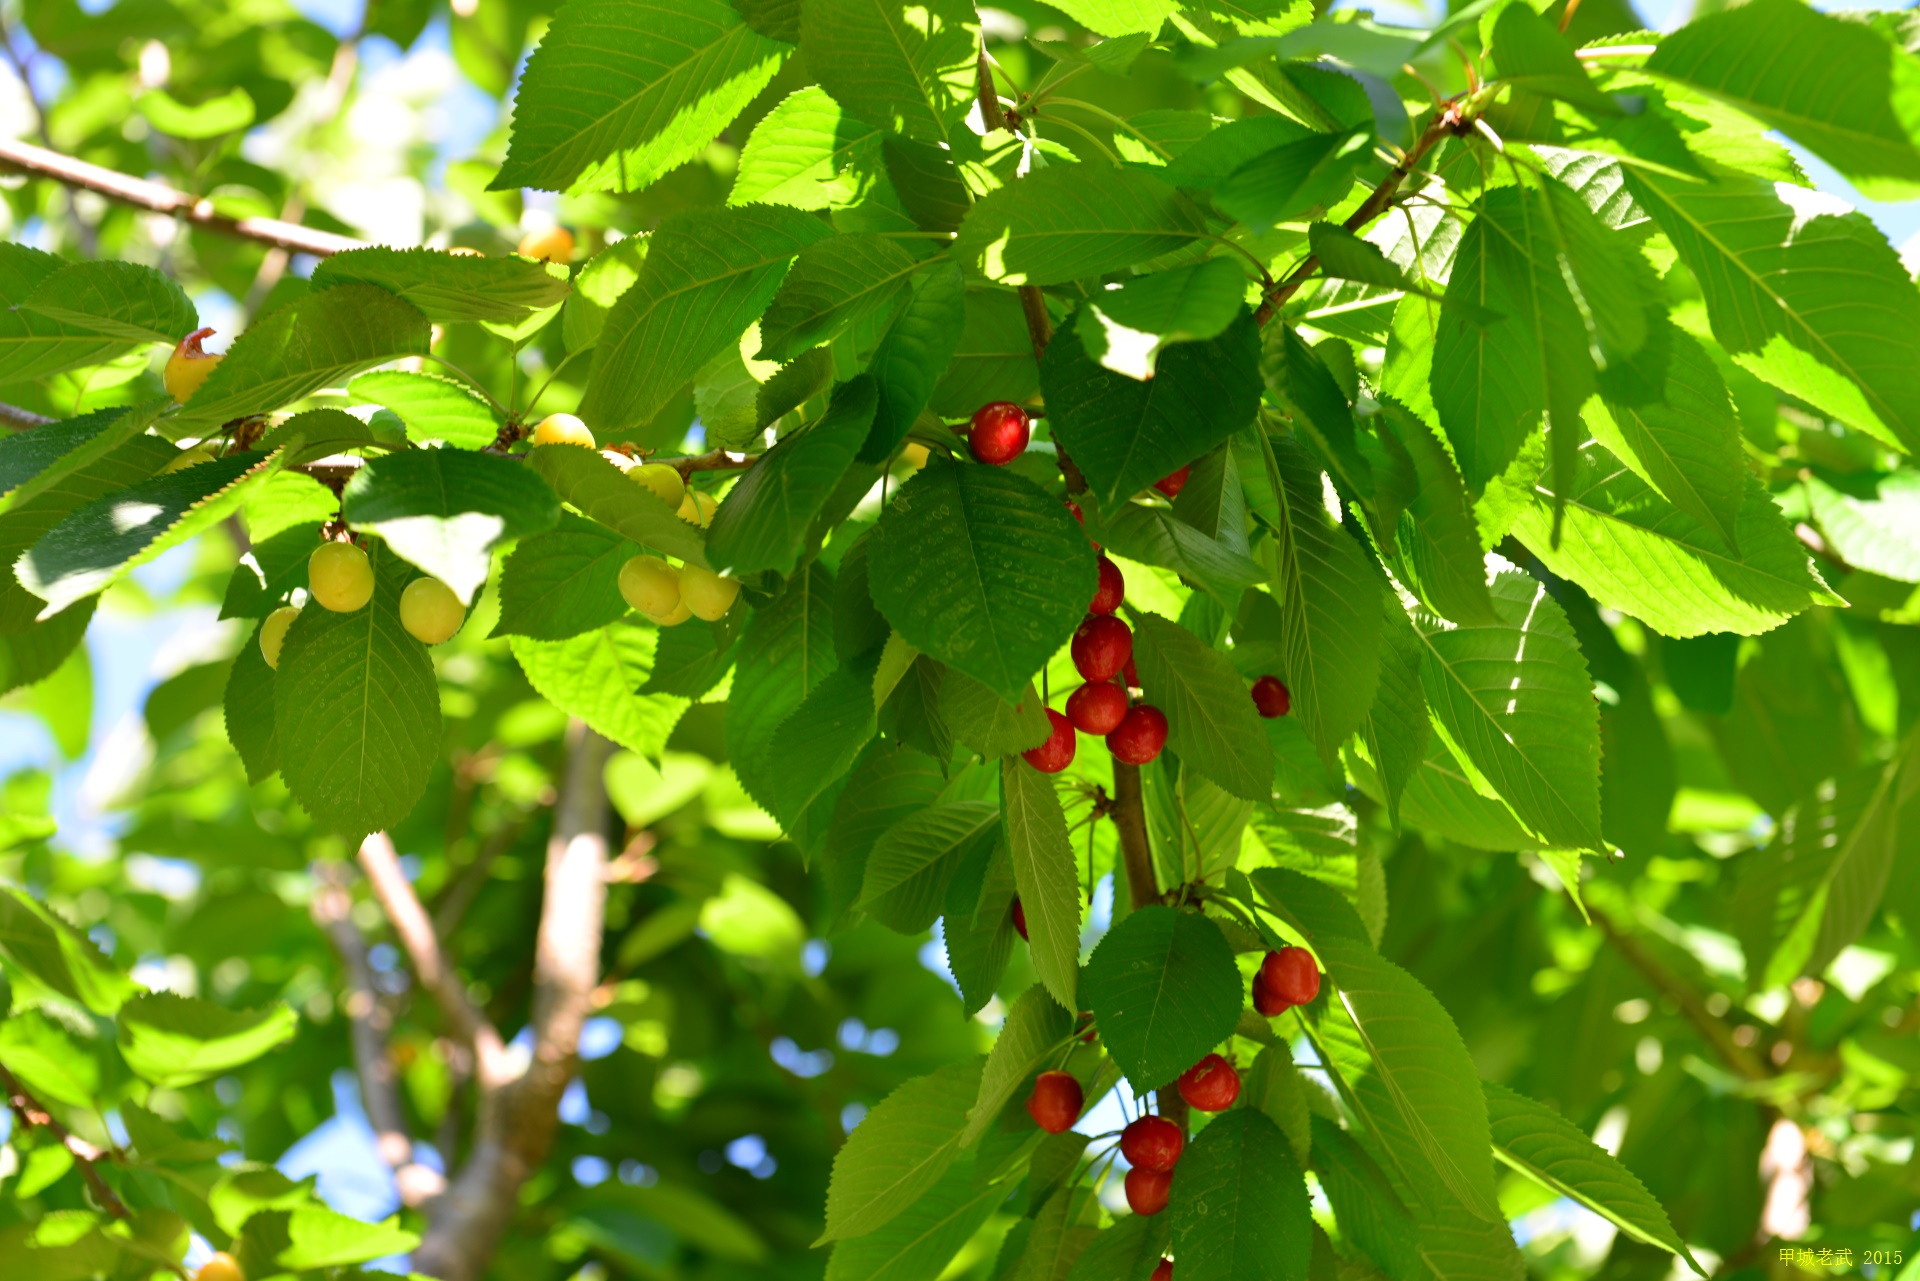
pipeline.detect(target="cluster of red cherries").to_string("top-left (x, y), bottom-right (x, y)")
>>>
top-left (1017, 944), bottom-right (1322, 1229)
top-left (962, 401), bottom-right (1296, 775)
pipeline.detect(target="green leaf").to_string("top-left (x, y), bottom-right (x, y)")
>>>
top-left (563, 236), bottom-right (650, 353)
top-left (348, 370), bottom-right (500, 449)
top-left (225, 618), bottom-right (280, 783)
top-left (176, 284), bottom-right (430, 423)
top-left (0, 1007), bottom-right (102, 1106)
top-left (1412, 571), bottom-right (1603, 852)
top-left (931, 287), bottom-right (1041, 417)
top-left (728, 564), bottom-right (837, 810)
top-left (1251, 866), bottom-right (1502, 1223)
top-left (955, 166), bottom-right (1210, 286)
top-left (869, 457), bottom-right (1095, 701)
top-left (1307, 221), bottom-right (1418, 293)
top-left (1377, 404), bottom-right (1494, 626)
top-left (823, 744), bottom-right (949, 924)
top-left (1066, 1216), bottom-right (1171, 1281)
top-left (638, 615), bottom-right (738, 696)
top-left (0, 245), bottom-right (137, 381)
top-left (312, 247), bottom-right (571, 322)
top-left (824, 1154), bottom-right (1005, 1281)
top-left (136, 86), bottom-right (254, 136)
top-left (527, 442), bottom-right (711, 567)
top-left (343, 449), bottom-right (561, 602)
top-left (940, 671), bottom-right (1048, 757)
top-left (580, 206), bottom-right (832, 432)
top-left (801, 0), bottom-right (977, 147)
top-left (1089, 500), bottom-right (1265, 604)
top-left (1042, 0), bottom-right (1178, 38)
top-left (123, 1101), bottom-right (232, 1164)
top-left (1082, 904), bottom-right (1241, 1090)
top-left (1167, 1110), bottom-right (1312, 1281)
top-left (708, 377), bottom-right (875, 575)
top-left (1043, 310), bottom-right (1262, 512)
top-left (493, 516), bottom-right (635, 640)
top-left (1001, 757), bottom-right (1084, 1011)
top-left (116, 993), bottom-right (298, 1088)
top-left (510, 621), bottom-right (688, 758)
top-left (1625, 167), bottom-right (1920, 455)
top-left (19, 260), bottom-right (196, 344)
top-left (1308, 1117), bottom-right (1423, 1281)
top-left (0, 887), bottom-right (136, 1014)
top-left (860, 800), bottom-right (999, 932)
top-left (17, 448), bottom-right (295, 618)
top-left (1807, 471), bottom-right (1920, 583)
top-left (1646, 0), bottom-right (1920, 201)
top-left (1358, 593), bottom-right (1429, 825)
top-left (757, 234), bottom-right (921, 363)
top-left (1483, 1080), bottom-right (1703, 1274)
top-left (276, 545), bottom-right (442, 839)
top-left (1214, 130), bottom-right (1371, 232)
top-left (766, 659), bottom-right (880, 826)
top-left (1076, 258), bottom-right (1251, 379)
top-left (0, 401), bottom-right (162, 509)
top-left (1262, 324), bottom-right (1372, 500)
top-left (1488, 2), bottom-right (1620, 117)
top-left (1512, 442), bottom-right (1833, 639)
top-left (818, 1057), bottom-right (983, 1243)
top-left (277, 1205), bottom-right (420, 1269)
top-left (964, 984), bottom-right (1074, 1146)
top-left (731, 85), bottom-right (881, 210)
top-left (863, 262), bottom-right (967, 463)
top-left (1131, 612), bottom-right (1273, 801)
top-left (496, 0), bottom-right (790, 193)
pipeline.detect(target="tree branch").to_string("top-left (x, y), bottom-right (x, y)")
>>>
top-left (0, 1061), bottom-right (129, 1219)
top-left (1588, 903), bottom-right (1771, 1083)
top-left (0, 401), bottom-right (54, 430)
top-left (412, 721), bottom-right (615, 1281)
top-left (0, 136), bottom-right (367, 258)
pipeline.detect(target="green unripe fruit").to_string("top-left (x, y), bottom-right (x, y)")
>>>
top-left (260, 606), bottom-right (300, 670)
top-left (400, 578), bottom-right (465, 645)
top-left (619, 556), bottom-right (681, 618)
top-left (679, 564), bottom-right (740, 621)
top-left (633, 462), bottom-right (685, 509)
top-left (309, 542), bottom-right (375, 613)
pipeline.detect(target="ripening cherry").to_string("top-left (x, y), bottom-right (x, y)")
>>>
top-left (1125, 1166), bottom-right (1172, 1217)
top-left (619, 556), bottom-right (681, 619)
top-left (680, 564), bottom-right (741, 621)
top-left (1107, 705), bottom-right (1168, 765)
top-left (164, 328), bottom-right (223, 404)
top-left (400, 578), bottom-right (466, 645)
top-left (195, 1253), bottom-right (245, 1281)
top-left (1119, 1115), bottom-right (1184, 1173)
top-left (1251, 675), bottom-right (1291, 719)
top-left (1090, 555), bottom-right (1124, 615)
top-left (1122, 656), bottom-right (1139, 688)
top-left (1154, 466), bottom-right (1189, 500)
top-left (968, 401), bottom-right (1030, 465)
top-left (1066, 681), bottom-right (1128, 735)
top-left (532, 412), bottom-right (594, 448)
top-left (1177, 1053), bottom-right (1241, 1113)
top-left (517, 224), bottom-right (575, 263)
top-left (1259, 946), bottom-right (1321, 1008)
top-left (679, 490), bottom-right (718, 527)
top-left (1012, 897), bottom-right (1028, 941)
top-left (308, 542), bottom-right (374, 613)
top-left (648, 597), bottom-right (694, 627)
top-left (1026, 1070), bottom-right (1082, 1134)
top-left (632, 462), bottom-right (685, 508)
top-left (259, 606), bottom-right (299, 670)
top-left (1022, 709), bottom-right (1076, 774)
top-left (1071, 615), bottom-right (1132, 684)
top-left (1150, 1260), bottom-right (1173, 1281)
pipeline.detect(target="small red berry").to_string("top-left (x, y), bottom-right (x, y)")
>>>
top-left (1066, 681), bottom-right (1129, 735)
top-left (1259, 947), bottom-right (1321, 1007)
top-left (1012, 897), bottom-right (1028, 941)
top-left (1119, 1115), bottom-right (1184, 1173)
top-left (1251, 675), bottom-right (1290, 719)
top-left (1089, 555), bottom-right (1124, 615)
top-left (1026, 1070), bottom-right (1082, 1134)
top-left (1123, 656), bottom-right (1139, 688)
top-left (1107, 704), bottom-right (1168, 765)
top-left (1177, 1053), bottom-right (1241, 1113)
top-left (1252, 976), bottom-right (1292, 1017)
top-left (1022, 708), bottom-right (1076, 774)
top-left (1150, 1260), bottom-right (1173, 1281)
top-left (968, 402), bottom-right (1030, 466)
top-left (1125, 1166), bottom-right (1172, 1216)
top-left (1076, 1011), bottom-right (1097, 1043)
top-left (1071, 615), bottom-right (1132, 683)
top-left (1154, 466), bottom-right (1189, 500)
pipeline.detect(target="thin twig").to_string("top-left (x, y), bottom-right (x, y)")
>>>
top-left (0, 1061), bottom-right (130, 1219)
top-left (1588, 904), bottom-right (1770, 1083)
top-left (0, 401), bottom-right (55, 429)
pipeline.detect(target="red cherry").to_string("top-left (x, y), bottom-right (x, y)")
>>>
top-left (1177, 1053), bottom-right (1241, 1113)
top-left (1022, 708), bottom-right (1077, 774)
top-left (1026, 1070), bottom-right (1082, 1134)
top-left (1012, 897), bottom-right (1028, 941)
top-left (968, 402), bottom-right (1030, 466)
top-left (1119, 1115), bottom-right (1184, 1173)
top-left (1150, 1261), bottom-right (1173, 1281)
top-left (1125, 1166), bottom-right (1172, 1216)
top-left (1259, 947), bottom-right (1321, 1007)
top-left (1064, 497), bottom-right (1100, 550)
top-left (1154, 466), bottom-right (1189, 499)
top-left (1106, 704), bottom-right (1168, 765)
top-left (1123, 656), bottom-right (1139, 688)
top-left (1090, 555), bottom-right (1124, 615)
top-left (1076, 1011), bottom-right (1097, 1044)
top-left (1071, 615), bottom-right (1132, 684)
top-left (1251, 675), bottom-right (1290, 719)
top-left (1066, 681), bottom-right (1129, 735)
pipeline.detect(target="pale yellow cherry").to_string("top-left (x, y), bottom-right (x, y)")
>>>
top-left (447, 246), bottom-right (485, 257)
top-left (645, 597), bottom-right (693, 626)
top-left (632, 462), bottom-right (684, 508)
top-left (679, 564), bottom-right (740, 621)
top-left (531, 413), bottom-right (594, 448)
top-left (601, 449), bottom-right (638, 473)
top-left (902, 442), bottom-right (930, 470)
top-left (195, 1252), bottom-right (245, 1281)
top-left (619, 556), bottom-right (681, 618)
top-left (400, 578), bottom-right (465, 645)
top-left (677, 490), bottom-right (718, 527)
top-left (259, 606), bottom-right (300, 670)
top-left (160, 443), bottom-right (219, 474)
top-left (308, 542), bottom-right (375, 613)
top-left (164, 328), bottom-right (223, 403)
top-left (516, 225), bottom-right (575, 263)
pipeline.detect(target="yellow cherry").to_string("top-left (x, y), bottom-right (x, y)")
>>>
top-left (447, 246), bottom-right (484, 257)
top-left (902, 442), bottom-right (930, 469)
top-left (600, 449), bottom-right (638, 473)
top-left (619, 556), bottom-right (681, 618)
top-left (532, 413), bottom-right (594, 449)
top-left (308, 542), bottom-right (375, 613)
top-left (632, 463), bottom-right (684, 508)
top-left (516, 225), bottom-right (575, 263)
top-left (645, 597), bottom-right (693, 626)
top-left (259, 606), bottom-right (299, 670)
top-left (195, 1252), bottom-right (245, 1281)
top-left (679, 564), bottom-right (740, 621)
top-left (400, 578), bottom-right (465, 645)
top-left (677, 490), bottom-right (718, 527)
top-left (164, 328), bottom-right (223, 404)
top-left (160, 443), bottom-right (219, 474)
